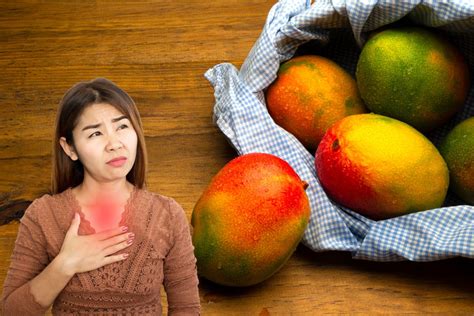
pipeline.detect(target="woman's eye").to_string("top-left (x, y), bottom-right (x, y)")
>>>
top-left (89, 131), bottom-right (101, 138)
top-left (118, 124), bottom-right (129, 130)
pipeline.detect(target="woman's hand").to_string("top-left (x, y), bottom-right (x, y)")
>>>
top-left (57, 213), bottom-right (134, 276)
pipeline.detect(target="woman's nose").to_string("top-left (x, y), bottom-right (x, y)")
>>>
top-left (105, 133), bottom-right (123, 151)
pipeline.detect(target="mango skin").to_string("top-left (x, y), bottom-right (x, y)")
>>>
top-left (266, 55), bottom-right (367, 152)
top-left (191, 153), bottom-right (310, 287)
top-left (439, 117), bottom-right (474, 204)
top-left (315, 113), bottom-right (449, 220)
top-left (356, 27), bottom-right (470, 132)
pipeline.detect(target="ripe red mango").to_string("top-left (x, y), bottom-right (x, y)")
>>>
top-left (191, 153), bottom-right (310, 286)
top-left (266, 55), bottom-right (367, 151)
top-left (315, 114), bottom-right (449, 220)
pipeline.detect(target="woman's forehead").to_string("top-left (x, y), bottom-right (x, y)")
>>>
top-left (77, 103), bottom-right (126, 125)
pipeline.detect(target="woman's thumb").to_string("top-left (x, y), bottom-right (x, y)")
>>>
top-left (68, 212), bottom-right (81, 235)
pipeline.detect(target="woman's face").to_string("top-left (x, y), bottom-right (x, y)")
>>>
top-left (61, 102), bottom-right (138, 184)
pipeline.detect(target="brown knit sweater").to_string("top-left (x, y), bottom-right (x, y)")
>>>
top-left (1, 187), bottom-right (201, 315)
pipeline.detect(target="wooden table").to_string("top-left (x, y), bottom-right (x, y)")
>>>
top-left (0, 1), bottom-right (473, 314)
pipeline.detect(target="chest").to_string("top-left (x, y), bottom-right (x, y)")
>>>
top-left (81, 203), bottom-right (125, 233)
top-left (66, 232), bottom-right (170, 296)
top-left (47, 193), bottom-right (173, 295)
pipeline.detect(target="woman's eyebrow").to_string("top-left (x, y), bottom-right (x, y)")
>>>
top-left (81, 115), bottom-right (128, 132)
top-left (112, 115), bottom-right (128, 123)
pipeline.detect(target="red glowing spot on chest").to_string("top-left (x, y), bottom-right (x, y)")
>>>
top-left (87, 196), bottom-right (122, 232)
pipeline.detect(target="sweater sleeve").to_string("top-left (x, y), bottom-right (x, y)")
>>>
top-left (163, 198), bottom-right (201, 316)
top-left (1, 198), bottom-right (51, 315)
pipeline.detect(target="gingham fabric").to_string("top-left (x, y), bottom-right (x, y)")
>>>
top-left (205, 0), bottom-right (474, 261)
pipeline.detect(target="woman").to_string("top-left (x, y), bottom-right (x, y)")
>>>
top-left (1, 78), bottom-right (201, 315)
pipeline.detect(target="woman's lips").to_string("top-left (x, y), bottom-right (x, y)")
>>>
top-left (107, 157), bottom-right (127, 167)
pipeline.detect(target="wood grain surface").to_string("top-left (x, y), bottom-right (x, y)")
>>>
top-left (0, 1), bottom-right (473, 315)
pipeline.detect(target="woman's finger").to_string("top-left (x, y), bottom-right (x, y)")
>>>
top-left (103, 253), bottom-right (130, 265)
top-left (94, 225), bottom-right (128, 241)
top-left (101, 238), bottom-right (134, 257)
top-left (65, 213), bottom-right (81, 237)
top-left (100, 232), bottom-right (134, 249)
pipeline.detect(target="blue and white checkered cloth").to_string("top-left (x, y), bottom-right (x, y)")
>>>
top-left (205, 0), bottom-right (474, 261)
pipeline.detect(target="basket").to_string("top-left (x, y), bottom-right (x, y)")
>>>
top-left (205, 0), bottom-right (474, 261)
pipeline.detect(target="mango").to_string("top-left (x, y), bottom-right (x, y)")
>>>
top-left (266, 55), bottom-right (367, 152)
top-left (315, 113), bottom-right (449, 220)
top-left (439, 117), bottom-right (474, 204)
top-left (191, 153), bottom-right (310, 286)
top-left (356, 27), bottom-right (470, 132)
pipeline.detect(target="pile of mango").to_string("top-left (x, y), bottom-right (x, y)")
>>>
top-left (266, 26), bottom-right (472, 216)
top-left (191, 26), bottom-right (473, 287)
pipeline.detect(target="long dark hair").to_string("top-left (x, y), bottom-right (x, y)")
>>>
top-left (51, 78), bottom-right (147, 194)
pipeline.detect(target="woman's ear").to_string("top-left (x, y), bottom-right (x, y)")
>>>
top-left (59, 137), bottom-right (79, 161)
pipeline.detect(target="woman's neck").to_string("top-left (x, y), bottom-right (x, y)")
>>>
top-left (74, 179), bottom-right (133, 206)
top-left (72, 180), bottom-right (134, 233)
